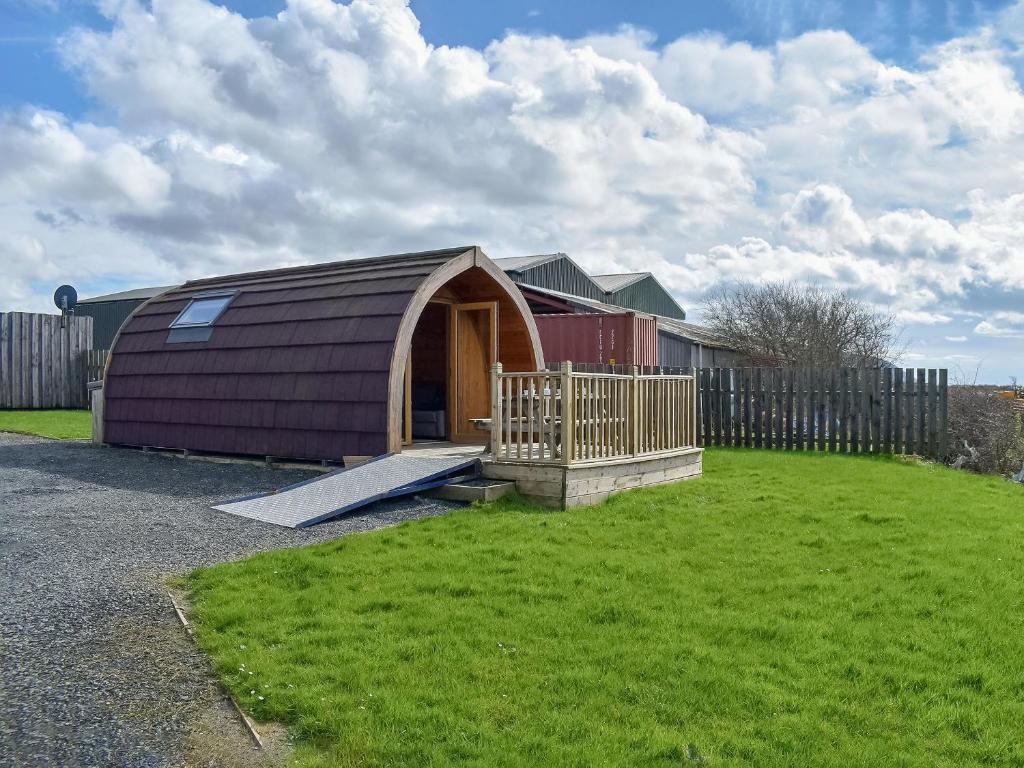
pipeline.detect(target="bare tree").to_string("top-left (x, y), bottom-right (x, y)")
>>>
top-left (703, 282), bottom-right (902, 366)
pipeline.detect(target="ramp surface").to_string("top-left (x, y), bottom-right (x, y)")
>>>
top-left (213, 453), bottom-right (480, 528)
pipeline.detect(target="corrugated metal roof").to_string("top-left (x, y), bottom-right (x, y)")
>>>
top-left (80, 286), bottom-right (178, 304)
top-left (499, 253), bottom-right (606, 302)
top-left (492, 254), bottom-right (562, 272)
top-left (657, 316), bottom-right (732, 347)
top-left (519, 283), bottom-right (635, 315)
top-left (592, 273), bottom-right (650, 292)
top-left (596, 272), bottom-right (686, 319)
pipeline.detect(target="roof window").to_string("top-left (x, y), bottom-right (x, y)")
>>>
top-left (170, 291), bottom-right (236, 329)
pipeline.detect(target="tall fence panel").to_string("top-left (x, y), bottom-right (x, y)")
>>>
top-left (696, 367), bottom-right (948, 459)
top-left (0, 312), bottom-right (94, 409)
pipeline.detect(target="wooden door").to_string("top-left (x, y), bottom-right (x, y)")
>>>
top-left (449, 302), bottom-right (497, 442)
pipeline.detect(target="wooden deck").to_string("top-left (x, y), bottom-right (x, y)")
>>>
top-left (398, 438), bottom-right (703, 509)
top-left (481, 446), bottom-right (702, 508)
top-left (402, 441), bottom-right (488, 460)
top-left (396, 363), bottom-right (704, 510)
top-left (477, 363), bottom-right (703, 507)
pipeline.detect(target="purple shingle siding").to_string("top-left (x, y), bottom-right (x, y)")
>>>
top-left (103, 247), bottom-right (471, 461)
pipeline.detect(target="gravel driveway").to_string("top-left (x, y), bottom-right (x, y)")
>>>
top-left (0, 433), bottom-right (459, 768)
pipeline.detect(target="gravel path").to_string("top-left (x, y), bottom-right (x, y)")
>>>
top-left (0, 433), bottom-right (460, 768)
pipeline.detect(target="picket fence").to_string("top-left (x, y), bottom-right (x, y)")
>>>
top-left (697, 367), bottom-right (949, 459)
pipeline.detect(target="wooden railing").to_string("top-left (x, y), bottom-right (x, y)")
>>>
top-left (490, 362), bottom-right (697, 465)
top-left (86, 349), bottom-right (109, 383)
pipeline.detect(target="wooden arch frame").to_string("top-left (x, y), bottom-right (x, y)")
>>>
top-left (386, 246), bottom-right (544, 453)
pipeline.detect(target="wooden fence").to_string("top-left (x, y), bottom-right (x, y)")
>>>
top-left (0, 312), bottom-right (94, 409)
top-left (491, 362), bottom-right (697, 464)
top-left (697, 367), bottom-right (949, 459)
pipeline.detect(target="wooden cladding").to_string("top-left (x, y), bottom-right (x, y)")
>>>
top-left (0, 312), bottom-right (94, 409)
top-left (490, 362), bottom-right (697, 465)
top-left (697, 367), bottom-right (949, 459)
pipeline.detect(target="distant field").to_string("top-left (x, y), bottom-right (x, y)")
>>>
top-left (0, 410), bottom-right (91, 440)
top-left (189, 449), bottom-right (1024, 767)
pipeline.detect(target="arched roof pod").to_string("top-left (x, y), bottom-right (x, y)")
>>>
top-left (103, 246), bottom-right (543, 461)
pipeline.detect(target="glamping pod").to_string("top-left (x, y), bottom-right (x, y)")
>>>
top-left (102, 246), bottom-right (544, 461)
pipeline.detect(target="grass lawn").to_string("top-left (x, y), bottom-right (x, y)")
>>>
top-left (0, 409), bottom-right (91, 439)
top-left (189, 450), bottom-right (1024, 767)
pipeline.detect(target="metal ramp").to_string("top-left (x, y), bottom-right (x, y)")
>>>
top-left (213, 452), bottom-right (481, 528)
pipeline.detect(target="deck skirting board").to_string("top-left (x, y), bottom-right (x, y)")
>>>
top-left (482, 448), bottom-right (702, 508)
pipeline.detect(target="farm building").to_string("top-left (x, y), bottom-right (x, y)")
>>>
top-left (514, 282), bottom-right (742, 369)
top-left (495, 252), bottom-right (740, 365)
top-left (77, 285), bottom-right (177, 349)
top-left (495, 253), bottom-right (607, 303)
top-left (496, 254), bottom-right (687, 319)
top-left (656, 316), bottom-right (744, 369)
top-left (101, 247), bottom-right (543, 461)
top-left (592, 272), bottom-right (686, 320)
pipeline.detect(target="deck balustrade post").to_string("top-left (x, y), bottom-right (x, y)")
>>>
top-left (490, 362), bottom-right (502, 458)
top-left (690, 367), bottom-right (698, 448)
top-left (560, 361), bottom-right (574, 465)
top-left (630, 365), bottom-right (640, 458)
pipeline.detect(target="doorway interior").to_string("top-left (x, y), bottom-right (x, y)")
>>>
top-left (405, 301), bottom-right (497, 445)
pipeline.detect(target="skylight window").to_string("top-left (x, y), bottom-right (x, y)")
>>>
top-left (170, 291), bottom-right (236, 328)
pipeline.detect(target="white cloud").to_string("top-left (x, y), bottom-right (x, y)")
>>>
top-left (975, 311), bottom-right (1024, 338)
top-left (897, 309), bottom-right (952, 325)
top-left (1, 0), bottom-right (1023, 378)
top-left (779, 184), bottom-right (868, 250)
top-left (945, 335), bottom-right (968, 342)
top-left (0, 111), bottom-right (170, 214)
top-left (655, 35), bottom-right (775, 116)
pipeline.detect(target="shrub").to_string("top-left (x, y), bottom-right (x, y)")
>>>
top-left (946, 384), bottom-right (1024, 477)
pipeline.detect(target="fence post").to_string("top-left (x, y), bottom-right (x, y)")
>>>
top-left (916, 368), bottom-right (927, 452)
top-left (490, 362), bottom-right (502, 458)
top-left (909, 368), bottom-right (917, 454)
top-left (560, 361), bottom-right (574, 465)
top-left (89, 381), bottom-right (104, 443)
top-left (938, 369), bottom-right (948, 460)
top-left (927, 368), bottom-right (938, 458)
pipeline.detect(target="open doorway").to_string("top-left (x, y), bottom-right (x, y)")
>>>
top-left (404, 299), bottom-right (498, 445)
top-left (407, 302), bottom-right (449, 442)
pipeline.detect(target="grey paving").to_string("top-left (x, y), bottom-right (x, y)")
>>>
top-left (214, 453), bottom-right (479, 528)
top-left (0, 433), bottom-right (460, 768)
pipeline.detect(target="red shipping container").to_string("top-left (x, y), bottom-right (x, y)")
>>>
top-left (534, 312), bottom-right (658, 366)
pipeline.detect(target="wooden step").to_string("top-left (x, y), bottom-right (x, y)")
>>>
top-left (426, 479), bottom-right (516, 503)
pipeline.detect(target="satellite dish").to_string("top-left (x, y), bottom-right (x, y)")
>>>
top-left (54, 284), bottom-right (78, 312)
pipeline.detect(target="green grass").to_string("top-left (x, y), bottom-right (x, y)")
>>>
top-left (0, 409), bottom-right (91, 439)
top-left (188, 450), bottom-right (1024, 767)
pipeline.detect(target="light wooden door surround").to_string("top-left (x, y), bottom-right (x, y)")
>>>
top-left (449, 302), bottom-right (498, 442)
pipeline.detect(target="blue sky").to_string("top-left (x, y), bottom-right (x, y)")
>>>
top-left (2, 0), bottom-right (1024, 382)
